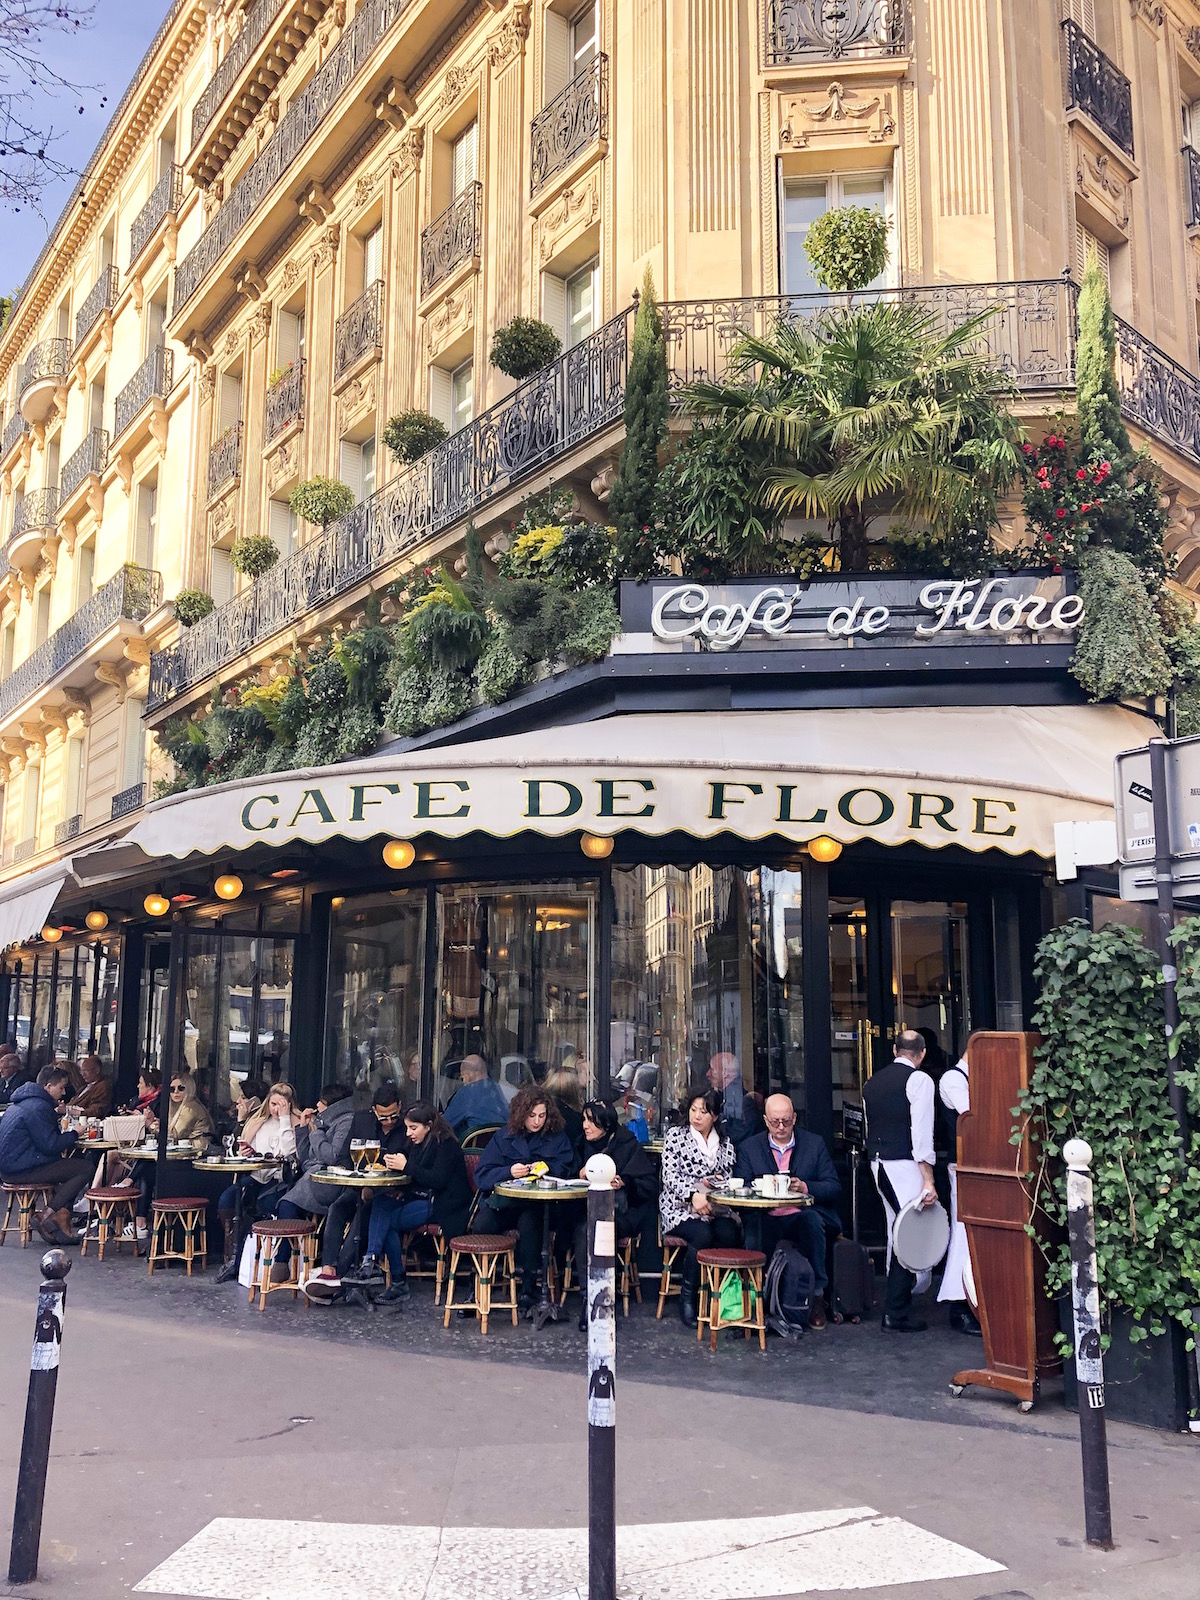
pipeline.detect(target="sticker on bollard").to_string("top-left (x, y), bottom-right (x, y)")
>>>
top-left (9, 1249), bottom-right (71, 1585)
top-left (585, 1153), bottom-right (617, 1600)
top-left (1063, 1140), bottom-right (1113, 1552)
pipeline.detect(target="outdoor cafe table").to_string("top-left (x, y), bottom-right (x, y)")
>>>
top-left (493, 1179), bottom-right (590, 1330)
top-left (310, 1166), bottom-right (410, 1261)
top-left (706, 1184), bottom-right (813, 1253)
top-left (192, 1155), bottom-right (283, 1247)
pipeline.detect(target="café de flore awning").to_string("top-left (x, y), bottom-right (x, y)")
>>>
top-left (70, 703), bottom-right (1156, 877)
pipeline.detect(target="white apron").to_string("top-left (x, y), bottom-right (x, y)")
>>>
top-left (937, 1164), bottom-right (976, 1305)
top-left (871, 1156), bottom-right (934, 1297)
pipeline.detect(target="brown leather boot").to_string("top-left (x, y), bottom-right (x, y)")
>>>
top-left (35, 1208), bottom-right (80, 1246)
top-left (215, 1217), bottom-right (239, 1283)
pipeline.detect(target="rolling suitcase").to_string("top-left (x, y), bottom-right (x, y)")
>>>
top-left (832, 1148), bottom-right (874, 1324)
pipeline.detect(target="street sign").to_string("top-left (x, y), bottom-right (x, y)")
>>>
top-left (1114, 736), bottom-right (1200, 899)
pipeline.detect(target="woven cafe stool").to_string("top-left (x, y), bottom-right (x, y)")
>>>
top-left (655, 1231), bottom-right (688, 1318)
top-left (148, 1197), bottom-right (209, 1276)
top-left (1, 1182), bottom-right (55, 1248)
top-left (560, 1234), bottom-right (642, 1316)
top-left (82, 1186), bottom-right (141, 1260)
top-left (249, 1219), bottom-right (319, 1310)
top-left (442, 1233), bottom-right (519, 1334)
top-left (696, 1247), bottom-right (767, 1352)
top-left (402, 1221), bottom-right (448, 1303)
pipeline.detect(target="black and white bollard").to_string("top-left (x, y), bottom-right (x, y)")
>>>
top-left (584, 1152), bottom-right (617, 1600)
top-left (1063, 1139), bottom-right (1113, 1551)
top-left (8, 1250), bottom-right (71, 1584)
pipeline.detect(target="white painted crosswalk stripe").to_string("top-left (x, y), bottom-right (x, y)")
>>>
top-left (134, 1509), bottom-right (1005, 1599)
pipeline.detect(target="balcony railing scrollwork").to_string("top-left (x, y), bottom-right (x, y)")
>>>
top-left (264, 362), bottom-right (305, 445)
top-left (1184, 144), bottom-right (1200, 231)
top-left (113, 345), bottom-right (174, 441)
top-left (530, 54), bottom-right (609, 197)
top-left (130, 165), bottom-right (183, 264)
top-left (74, 265), bottom-right (119, 350)
top-left (0, 564), bottom-right (162, 725)
top-left (60, 428), bottom-right (109, 505)
top-left (111, 782), bottom-right (147, 822)
top-left (173, 0), bottom-right (411, 316)
top-left (420, 184), bottom-right (482, 298)
top-left (8, 487), bottom-right (59, 555)
top-left (54, 814), bottom-right (82, 846)
top-left (208, 422), bottom-right (243, 499)
top-left (12, 838), bottom-right (36, 865)
top-left (765, 0), bottom-right (907, 65)
top-left (20, 338), bottom-right (71, 400)
top-left (191, 0), bottom-right (287, 150)
top-left (334, 280), bottom-right (385, 381)
top-left (2, 411), bottom-right (28, 460)
top-left (1062, 18), bottom-right (1134, 160)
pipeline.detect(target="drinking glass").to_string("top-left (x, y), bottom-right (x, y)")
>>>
top-left (365, 1139), bottom-right (381, 1170)
top-left (350, 1140), bottom-right (366, 1171)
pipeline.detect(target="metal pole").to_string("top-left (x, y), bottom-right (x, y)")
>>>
top-left (1064, 1140), bottom-right (1113, 1551)
top-left (1148, 738), bottom-right (1191, 1149)
top-left (8, 1250), bottom-right (71, 1584)
top-left (585, 1152), bottom-right (617, 1600)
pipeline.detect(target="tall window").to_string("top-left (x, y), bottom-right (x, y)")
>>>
top-left (567, 260), bottom-right (598, 347)
top-left (1061, 0), bottom-right (1096, 33)
top-left (33, 586), bottom-right (51, 649)
top-left (363, 224), bottom-right (383, 289)
top-left (545, 2), bottom-right (599, 98)
top-left (268, 500), bottom-right (300, 559)
top-left (76, 540), bottom-right (95, 607)
top-left (339, 437), bottom-right (376, 504)
top-left (781, 172), bottom-right (891, 297)
top-left (121, 699), bottom-right (147, 793)
top-left (2, 621), bottom-right (14, 679)
top-left (451, 360), bottom-right (473, 431)
top-left (45, 436), bottom-right (60, 495)
top-left (210, 547), bottom-right (233, 607)
top-left (64, 735), bottom-right (84, 822)
top-left (134, 478), bottom-right (157, 569)
top-left (570, 1), bottom-right (599, 77)
top-left (20, 764), bottom-right (40, 846)
top-left (217, 370), bottom-right (242, 435)
top-left (1075, 220), bottom-right (1110, 287)
top-left (145, 291), bottom-right (167, 354)
top-left (451, 122), bottom-right (478, 199)
top-left (277, 306), bottom-right (305, 370)
top-left (89, 375), bottom-right (105, 433)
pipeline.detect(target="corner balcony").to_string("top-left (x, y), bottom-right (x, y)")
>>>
top-left (0, 563), bottom-right (162, 728)
top-left (58, 428), bottom-right (109, 522)
top-left (112, 346), bottom-right (174, 451)
top-left (1062, 18), bottom-right (1133, 160)
top-left (73, 265), bottom-right (119, 355)
top-left (264, 360), bottom-right (304, 447)
top-left (764, 0), bottom-right (908, 65)
top-left (530, 55), bottom-right (609, 199)
top-left (334, 280), bottom-right (384, 386)
top-left (171, 0), bottom-right (473, 335)
top-left (1, 410), bottom-right (28, 469)
top-left (420, 183), bottom-right (481, 300)
top-left (6, 487), bottom-right (59, 573)
top-left (129, 165), bottom-right (183, 269)
top-left (19, 338), bottom-right (70, 425)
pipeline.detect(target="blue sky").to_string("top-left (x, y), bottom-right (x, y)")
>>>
top-left (0, 2), bottom-right (172, 292)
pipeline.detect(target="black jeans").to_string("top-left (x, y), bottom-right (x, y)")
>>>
top-left (472, 1198), bottom-right (542, 1290)
top-left (671, 1214), bottom-right (741, 1282)
top-left (320, 1189), bottom-right (362, 1269)
top-left (2, 1156), bottom-right (96, 1213)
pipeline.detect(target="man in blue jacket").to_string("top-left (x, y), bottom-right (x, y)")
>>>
top-left (0, 1066), bottom-right (98, 1244)
top-left (444, 1055), bottom-right (509, 1138)
top-left (735, 1094), bottom-right (842, 1329)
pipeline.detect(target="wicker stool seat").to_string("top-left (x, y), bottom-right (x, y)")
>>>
top-left (249, 1219), bottom-right (319, 1309)
top-left (656, 1231), bottom-right (689, 1318)
top-left (1, 1183), bottom-right (55, 1248)
top-left (83, 1186), bottom-right (140, 1261)
top-left (148, 1197), bottom-right (209, 1276)
top-left (697, 1247), bottom-right (767, 1351)
top-left (443, 1232), bottom-right (519, 1334)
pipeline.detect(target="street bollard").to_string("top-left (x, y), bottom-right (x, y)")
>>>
top-left (1063, 1139), bottom-right (1113, 1551)
top-left (584, 1152), bottom-right (617, 1600)
top-left (8, 1249), bottom-right (72, 1584)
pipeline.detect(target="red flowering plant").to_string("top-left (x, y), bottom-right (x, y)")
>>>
top-left (1016, 425), bottom-right (1116, 570)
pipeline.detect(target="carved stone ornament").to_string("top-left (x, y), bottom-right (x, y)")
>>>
top-left (280, 257), bottom-right (304, 294)
top-left (393, 125), bottom-right (425, 181)
top-left (1129, 0), bottom-right (1164, 29)
top-left (199, 364), bottom-right (216, 402)
top-left (354, 165), bottom-right (386, 208)
top-left (318, 0), bottom-right (346, 52)
top-left (336, 367), bottom-right (377, 435)
top-left (425, 286), bottom-right (474, 359)
top-left (266, 433), bottom-right (301, 495)
top-left (488, 2), bottom-right (531, 69)
top-left (222, 326), bottom-right (242, 360)
top-left (1188, 26), bottom-right (1200, 62)
top-left (315, 224), bottom-right (341, 270)
top-left (209, 494), bottom-right (236, 544)
top-left (252, 94), bottom-right (280, 150)
top-left (435, 65), bottom-right (471, 118)
top-left (1074, 131), bottom-right (1131, 233)
top-left (538, 175), bottom-right (601, 265)
top-left (248, 301), bottom-right (273, 343)
top-left (779, 82), bottom-right (897, 149)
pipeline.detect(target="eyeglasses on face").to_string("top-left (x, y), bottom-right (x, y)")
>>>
top-left (375, 1109), bottom-right (401, 1122)
top-left (170, 1084), bottom-right (186, 1093)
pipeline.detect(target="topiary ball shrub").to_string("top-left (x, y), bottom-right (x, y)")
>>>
top-left (803, 204), bottom-right (890, 294)
top-left (384, 409), bottom-right (449, 464)
top-left (174, 589), bottom-right (215, 627)
top-left (290, 476), bottom-right (356, 530)
top-left (230, 535), bottom-right (280, 579)
top-left (489, 316), bottom-right (563, 380)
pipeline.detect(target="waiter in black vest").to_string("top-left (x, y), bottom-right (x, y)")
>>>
top-left (862, 1028), bottom-right (937, 1332)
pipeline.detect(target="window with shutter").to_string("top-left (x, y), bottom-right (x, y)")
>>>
top-left (210, 547), bottom-right (233, 607)
top-left (452, 122), bottom-right (478, 198)
top-left (362, 436), bottom-right (377, 501)
top-left (76, 541), bottom-right (95, 607)
top-left (1061, 0), bottom-right (1096, 32)
top-left (566, 260), bottom-right (598, 348)
top-left (544, 10), bottom-right (571, 100)
top-left (46, 437), bottom-right (60, 493)
top-left (339, 440), bottom-right (364, 503)
top-left (90, 377), bottom-right (105, 433)
top-left (268, 499), bottom-right (299, 558)
top-left (277, 308), bottom-right (305, 370)
top-left (65, 736), bottom-right (84, 821)
top-left (121, 701), bottom-right (146, 793)
top-left (1075, 220), bottom-right (1110, 285)
top-left (451, 360), bottom-right (474, 431)
top-left (2, 622), bottom-right (14, 679)
top-left (781, 172), bottom-right (891, 296)
top-left (146, 295), bottom-right (167, 353)
top-left (33, 587), bottom-right (50, 649)
top-left (542, 271), bottom-right (569, 347)
top-left (218, 372), bottom-right (242, 434)
top-left (21, 764), bottom-right (40, 844)
top-left (429, 364), bottom-right (454, 429)
top-left (570, 2), bottom-right (599, 78)
top-left (134, 480), bottom-right (157, 570)
top-left (364, 226), bottom-right (383, 288)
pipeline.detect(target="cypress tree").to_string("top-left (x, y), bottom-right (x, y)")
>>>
top-left (610, 265), bottom-right (669, 562)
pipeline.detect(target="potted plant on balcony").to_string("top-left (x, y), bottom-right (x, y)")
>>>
top-left (290, 475), bottom-right (356, 530)
top-left (267, 362), bottom-right (294, 389)
top-left (489, 316), bottom-right (562, 380)
top-left (383, 409), bottom-right (449, 465)
top-left (173, 589), bottom-right (214, 627)
top-left (230, 534), bottom-right (280, 579)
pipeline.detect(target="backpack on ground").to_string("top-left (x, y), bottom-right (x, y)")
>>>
top-left (764, 1241), bottom-right (814, 1339)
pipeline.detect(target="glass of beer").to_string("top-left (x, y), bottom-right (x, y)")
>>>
top-left (364, 1138), bottom-right (381, 1170)
top-left (350, 1139), bottom-right (366, 1171)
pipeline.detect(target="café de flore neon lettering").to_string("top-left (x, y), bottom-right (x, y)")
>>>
top-left (646, 577), bottom-right (1085, 651)
top-left (238, 776), bottom-right (1019, 842)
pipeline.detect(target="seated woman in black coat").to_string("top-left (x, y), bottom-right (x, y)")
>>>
top-left (570, 1099), bottom-right (659, 1329)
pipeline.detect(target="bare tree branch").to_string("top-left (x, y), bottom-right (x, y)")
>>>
top-left (0, 2), bottom-right (103, 213)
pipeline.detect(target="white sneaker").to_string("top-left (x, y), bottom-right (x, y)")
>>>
top-left (122, 1222), bottom-right (149, 1242)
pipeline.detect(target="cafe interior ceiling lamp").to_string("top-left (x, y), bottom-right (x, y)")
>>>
top-left (40, 924), bottom-right (62, 943)
top-left (808, 835), bottom-right (843, 864)
top-left (85, 908), bottom-right (109, 932)
top-left (143, 889), bottom-right (171, 918)
top-left (579, 833), bottom-right (614, 860)
top-left (382, 839), bottom-right (415, 870)
top-left (214, 872), bottom-right (244, 901)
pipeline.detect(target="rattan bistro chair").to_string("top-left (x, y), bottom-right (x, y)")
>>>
top-left (460, 1124), bottom-right (502, 1152)
top-left (1, 1183), bottom-right (55, 1248)
top-left (656, 1226), bottom-right (688, 1318)
top-left (696, 1247), bottom-right (767, 1352)
top-left (82, 1186), bottom-right (141, 1260)
top-left (148, 1197), bottom-right (209, 1274)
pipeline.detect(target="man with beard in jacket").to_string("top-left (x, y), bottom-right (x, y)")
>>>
top-left (303, 1084), bottom-right (411, 1301)
top-left (0, 1068), bottom-right (97, 1244)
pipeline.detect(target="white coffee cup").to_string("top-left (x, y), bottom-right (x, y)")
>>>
top-left (774, 1173), bottom-right (792, 1198)
top-left (726, 1177), bottom-right (744, 1190)
top-left (752, 1177), bottom-right (772, 1195)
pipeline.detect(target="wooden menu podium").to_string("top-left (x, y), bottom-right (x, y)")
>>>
top-left (952, 1031), bottom-right (1061, 1410)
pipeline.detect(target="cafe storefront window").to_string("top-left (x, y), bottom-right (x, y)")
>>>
top-left (5, 939), bottom-right (122, 1066)
top-left (324, 890), bottom-right (426, 1103)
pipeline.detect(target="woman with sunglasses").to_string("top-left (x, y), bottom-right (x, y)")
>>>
top-left (128, 1072), bottom-right (215, 1246)
top-left (570, 1099), bottom-right (659, 1330)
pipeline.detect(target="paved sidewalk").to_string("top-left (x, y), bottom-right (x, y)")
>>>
top-left (0, 1246), bottom-right (1196, 1599)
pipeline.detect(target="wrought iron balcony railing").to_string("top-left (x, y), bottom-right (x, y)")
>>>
top-left (2, 411), bottom-right (27, 460)
top-left (420, 183), bottom-right (482, 298)
top-left (0, 565), bottom-right (161, 725)
top-left (334, 280), bottom-right (385, 381)
top-left (146, 277), bottom-right (1200, 711)
top-left (191, 0), bottom-right (287, 150)
top-left (1062, 18), bottom-right (1133, 160)
top-left (130, 165), bottom-right (183, 264)
top-left (8, 486), bottom-right (59, 549)
top-left (54, 814), bottom-right (82, 846)
top-left (113, 345), bottom-right (174, 441)
top-left (530, 54), bottom-right (609, 197)
top-left (765, 0), bottom-right (906, 65)
top-left (60, 429), bottom-right (109, 505)
top-left (1185, 145), bottom-right (1200, 231)
top-left (111, 782), bottom-right (146, 821)
top-left (74, 265), bottom-right (119, 350)
top-left (19, 337), bottom-right (70, 398)
top-left (173, 0), bottom-right (411, 315)
top-left (208, 422), bottom-right (243, 499)
top-left (264, 361), bottom-right (305, 445)
top-left (12, 838), bottom-right (36, 865)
